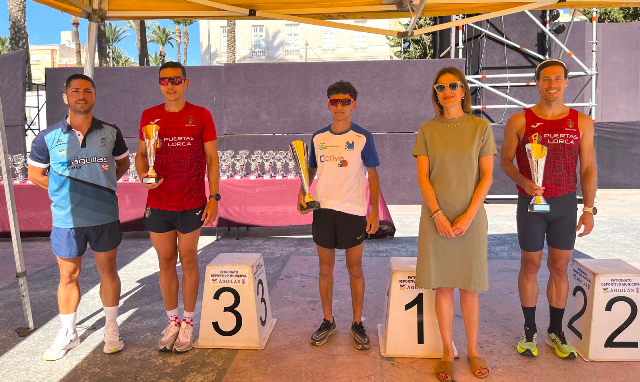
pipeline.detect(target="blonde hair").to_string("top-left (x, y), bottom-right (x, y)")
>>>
top-left (431, 67), bottom-right (472, 118)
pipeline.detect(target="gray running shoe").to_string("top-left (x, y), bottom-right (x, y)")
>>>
top-left (310, 318), bottom-right (336, 346)
top-left (351, 322), bottom-right (371, 350)
top-left (173, 321), bottom-right (194, 353)
top-left (158, 322), bottom-right (180, 352)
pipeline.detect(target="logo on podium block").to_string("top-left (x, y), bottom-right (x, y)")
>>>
top-left (564, 259), bottom-right (640, 361)
top-left (194, 253), bottom-right (276, 349)
top-left (378, 257), bottom-right (457, 358)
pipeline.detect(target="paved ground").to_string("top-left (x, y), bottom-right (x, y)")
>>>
top-left (0, 190), bottom-right (639, 381)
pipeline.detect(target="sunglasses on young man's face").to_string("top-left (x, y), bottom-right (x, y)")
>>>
top-left (159, 76), bottom-right (185, 86)
top-left (433, 81), bottom-right (462, 93)
top-left (328, 98), bottom-right (354, 106)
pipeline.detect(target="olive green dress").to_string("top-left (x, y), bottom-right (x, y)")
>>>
top-left (412, 114), bottom-right (497, 291)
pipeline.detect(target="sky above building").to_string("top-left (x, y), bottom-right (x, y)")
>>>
top-left (0, 0), bottom-right (201, 65)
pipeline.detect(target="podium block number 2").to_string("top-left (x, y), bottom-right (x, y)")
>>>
top-left (405, 293), bottom-right (424, 345)
top-left (568, 285), bottom-right (639, 349)
top-left (213, 287), bottom-right (242, 337)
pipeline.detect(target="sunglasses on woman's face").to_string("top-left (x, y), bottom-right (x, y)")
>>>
top-left (328, 98), bottom-right (354, 106)
top-left (159, 76), bottom-right (185, 86)
top-left (434, 81), bottom-right (462, 93)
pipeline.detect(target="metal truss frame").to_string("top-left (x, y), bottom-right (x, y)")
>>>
top-left (462, 9), bottom-right (599, 121)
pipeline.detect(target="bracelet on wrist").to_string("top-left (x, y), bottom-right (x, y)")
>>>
top-left (430, 209), bottom-right (442, 218)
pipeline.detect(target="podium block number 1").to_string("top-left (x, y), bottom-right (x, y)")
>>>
top-left (405, 293), bottom-right (424, 345)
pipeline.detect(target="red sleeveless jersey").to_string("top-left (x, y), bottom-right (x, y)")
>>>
top-left (515, 108), bottom-right (581, 198)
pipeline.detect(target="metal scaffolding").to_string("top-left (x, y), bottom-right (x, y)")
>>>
top-left (460, 9), bottom-right (599, 120)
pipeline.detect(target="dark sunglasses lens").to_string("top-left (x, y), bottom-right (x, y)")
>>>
top-left (449, 82), bottom-right (459, 91)
top-left (169, 77), bottom-right (184, 85)
top-left (159, 77), bottom-right (169, 86)
top-left (435, 85), bottom-right (446, 93)
top-left (329, 99), bottom-right (351, 106)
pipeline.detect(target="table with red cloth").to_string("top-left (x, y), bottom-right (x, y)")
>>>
top-left (0, 177), bottom-right (395, 238)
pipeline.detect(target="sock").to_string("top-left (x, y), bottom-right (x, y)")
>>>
top-left (60, 312), bottom-right (77, 334)
top-left (548, 305), bottom-right (565, 334)
top-left (522, 306), bottom-right (537, 333)
top-left (182, 311), bottom-right (194, 327)
top-left (104, 306), bottom-right (118, 324)
top-left (167, 308), bottom-right (180, 326)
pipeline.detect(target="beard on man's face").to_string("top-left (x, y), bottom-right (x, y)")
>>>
top-left (69, 101), bottom-right (94, 115)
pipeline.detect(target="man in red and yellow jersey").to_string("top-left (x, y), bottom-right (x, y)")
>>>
top-left (501, 59), bottom-right (597, 360)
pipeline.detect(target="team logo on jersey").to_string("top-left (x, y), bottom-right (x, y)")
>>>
top-left (101, 164), bottom-right (109, 171)
top-left (58, 150), bottom-right (66, 156)
top-left (338, 159), bottom-right (348, 167)
top-left (567, 120), bottom-right (574, 128)
top-left (318, 143), bottom-right (340, 150)
top-left (530, 123), bottom-right (544, 129)
top-left (345, 141), bottom-right (354, 151)
top-left (100, 137), bottom-right (106, 147)
top-left (52, 138), bottom-right (65, 149)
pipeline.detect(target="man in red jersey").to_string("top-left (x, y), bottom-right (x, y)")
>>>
top-left (136, 62), bottom-right (220, 352)
top-left (501, 59), bottom-right (597, 360)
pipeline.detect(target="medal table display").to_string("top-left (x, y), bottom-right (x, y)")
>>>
top-left (0, 177), bottom-right (395, 238)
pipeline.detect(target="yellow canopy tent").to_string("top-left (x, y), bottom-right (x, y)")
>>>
top-left (32, 0), bottom-right (640, 76)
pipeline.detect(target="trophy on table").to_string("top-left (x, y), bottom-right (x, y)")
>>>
top-left (526, 133), bottom-right (550, 213)
top-left (290, 140), bottom-right (320, 212)
top-left (142, 120), bottom-right (161, 184)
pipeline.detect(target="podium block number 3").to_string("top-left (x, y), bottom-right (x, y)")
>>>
top-left (257, 279), bottom-right (267, 327)
top-left (213, 287), bottom-right (242, 336)
top-left (568, 285), bottom-right (639, 348)
top-left (405, 293), bottom-right (425, 345)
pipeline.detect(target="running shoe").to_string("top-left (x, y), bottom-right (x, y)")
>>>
top-left (350, 321), bottom-right (371, 350)
top-left (310, 318), bottom-right (336, 346)
top-left (43, 328), bottom-right (80, 361)
top-left (546, 331), bottom-right (577, 359)
top-left (173, 321), bottom-right (195, 353)
top-left (103, 322), bottom-right (124, 354)
top-left (517, 327), bottom-right (538, 357)
top-left (158, 322), bottom-right (180, 352)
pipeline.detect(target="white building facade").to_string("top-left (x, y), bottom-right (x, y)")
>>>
top-left (200, 19), bottom-right (398, 65)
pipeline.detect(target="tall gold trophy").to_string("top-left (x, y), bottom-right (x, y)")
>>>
top-left (142, 121), bottom-right (161, 184)
top-left (290, 140), bottom-right (320, 212)
top-left (526, 133), bottom-right (550, 213)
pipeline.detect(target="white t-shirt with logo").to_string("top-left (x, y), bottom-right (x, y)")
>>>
top-left (309, 123), bottom-right (380, 216)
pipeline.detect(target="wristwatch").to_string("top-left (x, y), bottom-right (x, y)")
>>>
top-left (583, 206), bottom-right (597, 215)
top-left (209, 193), bottom-right (221, 201)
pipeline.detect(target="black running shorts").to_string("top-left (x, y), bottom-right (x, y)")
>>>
top-left (312, 208), bottom-right (367, 250)
top-left (143, 205), bottom-right (206, 234)
top-left (516, 192), bottom-right (578, 252)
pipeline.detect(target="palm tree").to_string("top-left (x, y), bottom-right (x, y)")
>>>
top-left (72, 16), bottom-right (82, 66)
top-left (172, 19), bottom-right (182, 64)
top-left (181, 19), bottom-right (196, 65)
top-left (110, 46), bottom-right (138, 67)
top-left (106, 22), bottom-right (130, 67)
top-left (8, 0), bottom-right (31, 81)
top-left (97, 21), bottom-right (109, 67)
top-left (227, 20), bottom-right (236, 63)
top-left (0, 36), bottom-right (10, 54)
top-left (148, 25), bottom-right (175, 65)
top-left (149, 52), bottom-right (163, 66)
top-left (126, 20), bottom-right (157, 66)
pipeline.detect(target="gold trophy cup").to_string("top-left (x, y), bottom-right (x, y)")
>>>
top-left (143, 122), bottom-right (161, 184)
top-left (290, 140), bottom-right (320, 212)
top-left (526, 133), bottom-right (550, 213)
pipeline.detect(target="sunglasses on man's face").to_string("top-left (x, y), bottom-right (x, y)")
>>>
top-left (328, 98), bottom-right (354, 106)
top-left (434, 82), bottom-right (462, 93)
top-left (159, 76), bottom-right (185, 86)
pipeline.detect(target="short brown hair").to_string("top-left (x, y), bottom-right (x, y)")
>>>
top-left (431, 67), bottom-right (472, 118)
top-left (535, 59), bottom-right (568, 80)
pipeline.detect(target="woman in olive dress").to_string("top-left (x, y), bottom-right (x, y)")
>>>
top-left (413, 67), bottom-right (497, 381)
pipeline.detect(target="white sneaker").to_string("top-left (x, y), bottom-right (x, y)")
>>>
top-left (43, 328), bottom-right (80, 361)
top-left (103, 322), bottom-right (124, 354)
top-left (173, 321), bottom-right (194, 352)
top-left (158, 322), bottom-right (180, 352)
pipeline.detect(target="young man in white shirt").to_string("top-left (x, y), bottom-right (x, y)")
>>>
top-left (298, 80), bottom-right (380, 350)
